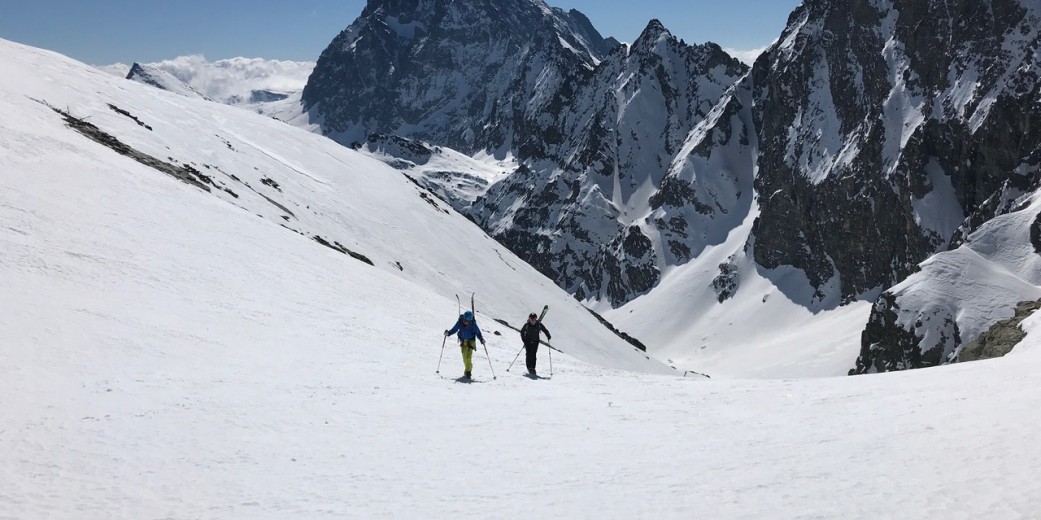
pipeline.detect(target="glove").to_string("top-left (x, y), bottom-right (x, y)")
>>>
top-left (480, 339), bottom-right (486, 345)
top-left (547, 336), bottom-right (551, 341)
top-left (444, 330), bottom-right (450, 336)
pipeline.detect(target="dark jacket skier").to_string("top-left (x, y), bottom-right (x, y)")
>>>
top-left (519, 312), bottom-right (551, 375)
top-left (445, 311), bottom-right (484, 379)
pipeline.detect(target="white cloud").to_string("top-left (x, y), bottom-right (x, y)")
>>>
top-left (95, 62), bottom-right (131, 78)
top-left (102, 55), bottom-right (316, 104)
top-left (723, 43), bottom-right (774, 66)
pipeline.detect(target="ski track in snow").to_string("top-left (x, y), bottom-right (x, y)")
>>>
top-left (222, 129), bottom-right (331, 187)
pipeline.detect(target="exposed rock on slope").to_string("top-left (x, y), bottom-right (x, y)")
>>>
top-left (958, 299), bottom-right (1041, 363)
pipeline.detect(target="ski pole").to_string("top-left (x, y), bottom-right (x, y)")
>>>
top-left (482, 341), bottom-right (497, 380)
top-left (436, 334), bottom-right (447, 375)
top-left (506, 344), bottom-right (525, 372)
top-left (548, 341), bottom-right (553, 377)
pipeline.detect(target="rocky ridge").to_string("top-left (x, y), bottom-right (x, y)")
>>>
top-left (301, 0), bottom-right (1041, 373)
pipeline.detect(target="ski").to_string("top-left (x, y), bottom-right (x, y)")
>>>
top-left (473, 292), bottom-right (497, 380)
top-left (537, 304), bottom-right (549, 322)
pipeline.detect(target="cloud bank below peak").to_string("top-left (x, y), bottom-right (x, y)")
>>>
top-left (96, 55), bottom-right (315, 104)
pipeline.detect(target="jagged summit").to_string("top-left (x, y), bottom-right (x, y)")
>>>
top-left (634, 19), bottom-right (670, 44)
top-left (557, 8), bottom-right (621, 52)
top-left (124, 62), bottom-right (145, 79)
top-left (125, 62), bottom-right (208, 100)
top-left (302, 0), bottom-right (617, 150)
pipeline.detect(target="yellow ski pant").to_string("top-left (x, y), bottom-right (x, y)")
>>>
top-left (460, 339), bottom-right (476, 372)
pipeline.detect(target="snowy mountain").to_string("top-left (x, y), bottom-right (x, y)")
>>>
top-left (471, 20), bottom-right (749, 305)
top-left (744, 0), bottom-right (1041, 372)
top-left (301, 3), bottom-right (747, 306)
top-left (125, 62), bottom-right (209, 100)
top-left (855, 192), bottom-right (1041, 372)
top-left (301, 0), bottom-right (619, 150)
top-left (298, 0), bottom-right (1041, 376)
top-left (748, 0), bottom-right (1041, 303)
top-left (605, 0), bottom-right (1041, 376)
top-left (6, 38), bottom-right (1041, 518)
top-left (353, 133), bottom-right (515, 211)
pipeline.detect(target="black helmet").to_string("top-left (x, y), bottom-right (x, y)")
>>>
top-left (529, 313), bottom-right (538, 319)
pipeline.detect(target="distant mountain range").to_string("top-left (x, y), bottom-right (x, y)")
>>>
top-left (109, 0), bottom-right (1041, 376)
top-left (296, 0), bottom-right (1041, 375)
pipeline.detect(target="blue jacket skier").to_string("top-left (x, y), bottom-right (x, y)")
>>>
top-left (445, 311), bottom-right (485, 379)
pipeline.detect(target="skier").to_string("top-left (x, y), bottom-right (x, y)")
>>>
top-left (520, 312), bottom-right (551, 376)
top-left (444, 311), bottom-right (485, 380)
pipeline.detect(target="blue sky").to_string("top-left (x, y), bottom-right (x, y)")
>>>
top-left (0, 0), bottom-right (800, 65)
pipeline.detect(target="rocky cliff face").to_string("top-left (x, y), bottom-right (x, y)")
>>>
top-left (678, 0), bottom-right (1041, 372)
top-left (749, 0), bottom-right (1041, 309)
top-left (301, 0), bottom-right (618, 151)
top-left (469, 21), bottom-right (749, 304)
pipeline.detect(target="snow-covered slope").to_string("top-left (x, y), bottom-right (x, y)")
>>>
top-left (5, 38), bottom-right (1041, 520)
top-left (0, 38), bottom-right (667, 376)
top-left (355, 133), bottom-right (515, 211)
top-left (855, 192), bottom-right (1041, 372)
top-left (605, 198), bottom-right (874, 379)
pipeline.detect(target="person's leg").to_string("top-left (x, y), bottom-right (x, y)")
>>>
top-left (525, 342), bottom-right (538, 374)
top-left (461, 340), bottom-right (474, 376)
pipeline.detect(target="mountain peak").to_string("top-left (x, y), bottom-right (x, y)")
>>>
top-left (125, 62), bottom-right (208, 100)
top-left (303, 0), bottom-right (617, 149)
top-left (635, 19), bottom-right (670, 45)
top-left (362, 0), bottom-right (548, 16)
top-left (361, 0), bottom-right (422, 15)
top-left (124, 62), bottom-right (147, 80)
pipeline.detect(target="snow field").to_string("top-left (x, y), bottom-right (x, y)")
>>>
top-left (4, 171), bottom-right (1040, 518)
top-left (3, 37), bottom-right (1041, 519)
